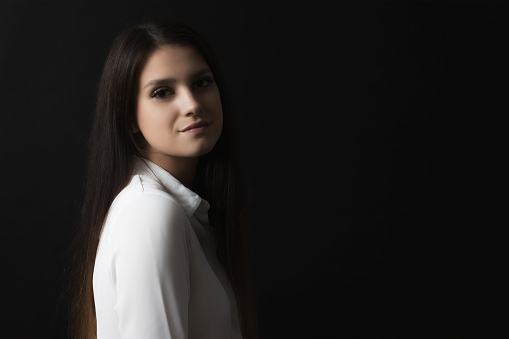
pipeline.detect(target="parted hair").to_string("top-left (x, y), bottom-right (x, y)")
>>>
top-left (67, 19), bottom-right (258, 339)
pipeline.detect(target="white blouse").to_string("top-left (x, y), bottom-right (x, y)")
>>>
top-left (93, 156), bottom-right (242, 339)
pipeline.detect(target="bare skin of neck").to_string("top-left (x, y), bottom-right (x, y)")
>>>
top-left (145, 153), bottom-right (198, 189)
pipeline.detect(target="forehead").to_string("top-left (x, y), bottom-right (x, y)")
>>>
top-left (139, 45), bottom-right (209, 83)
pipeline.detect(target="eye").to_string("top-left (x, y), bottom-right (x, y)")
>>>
top-left (195, 78), bottom-right (214, 88)
top-left (150, 88), bottom-right (173, 99)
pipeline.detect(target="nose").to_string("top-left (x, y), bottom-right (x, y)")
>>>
top-left (178, 87), bottom-right (202, 116)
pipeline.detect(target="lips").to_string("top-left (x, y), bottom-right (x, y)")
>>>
top-left (181, 120), bottom-right (210, 132)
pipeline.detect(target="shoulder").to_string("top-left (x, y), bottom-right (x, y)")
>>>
top-left (110, 173), bottom-right (186, 220)
top-left (105, 174), bottom-right (189, 244)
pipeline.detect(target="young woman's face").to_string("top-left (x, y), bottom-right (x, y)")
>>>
top-left (136, 44), bottom-right (223, 165)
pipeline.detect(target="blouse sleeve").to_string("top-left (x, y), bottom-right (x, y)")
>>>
top-left (109, 192), bottom-right (190, 339)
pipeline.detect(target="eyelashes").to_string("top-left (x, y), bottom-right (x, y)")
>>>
top-left (195, 78), bottom-right (214, 88)
top-left (151, 88), bottom-right (173, 99)
top-left (150, 78), bottom-right (215, 99)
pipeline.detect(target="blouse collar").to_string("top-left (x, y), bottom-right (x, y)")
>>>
top-left (133, 156), bottom-right (210, 218)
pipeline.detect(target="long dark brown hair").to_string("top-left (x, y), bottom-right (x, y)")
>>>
top-left (67, 19), bottom-right (258, 339)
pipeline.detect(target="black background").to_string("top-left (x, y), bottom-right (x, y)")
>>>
top-left (0, 1), bottom-right (507, 338)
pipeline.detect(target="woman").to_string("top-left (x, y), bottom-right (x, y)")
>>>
top-left (68, 19), bottom-right (258, 339)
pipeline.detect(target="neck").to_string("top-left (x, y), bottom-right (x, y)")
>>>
top-left (145, 153), bottom-right (199, 189)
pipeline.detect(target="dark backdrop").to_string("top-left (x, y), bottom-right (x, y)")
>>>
top-left (0, 1), bottom-right (506, 338)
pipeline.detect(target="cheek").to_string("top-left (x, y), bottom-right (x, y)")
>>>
top-left (137, 108), bottom-right (154, 137)
top-left (137, 103), bottom-right (175, 140)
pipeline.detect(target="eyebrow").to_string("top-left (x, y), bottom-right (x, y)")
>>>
top-left (143, 69), bottom-right (213, 89)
